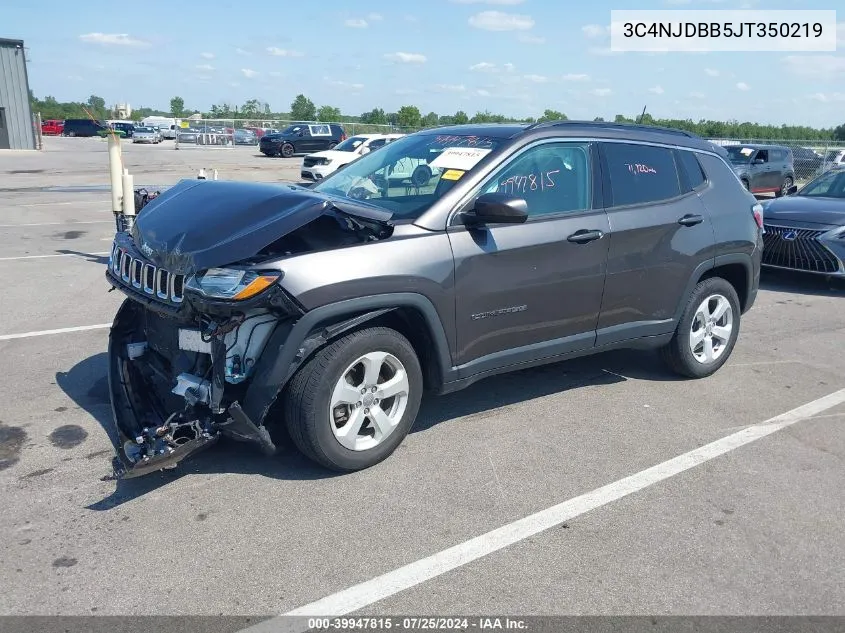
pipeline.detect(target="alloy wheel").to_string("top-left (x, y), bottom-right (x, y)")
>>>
top-left (329, 351), bottom-right (410, 451)
top-left (689, 294), bottom-right (733, 364)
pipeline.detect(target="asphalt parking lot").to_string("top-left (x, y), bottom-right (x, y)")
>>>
top-left (1, 137), bottom-right (844, 621)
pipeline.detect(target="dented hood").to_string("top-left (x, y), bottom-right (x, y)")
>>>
top-left (130, 179), bottom-right (391, 275)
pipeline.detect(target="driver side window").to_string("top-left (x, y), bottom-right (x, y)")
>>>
top-left (753, 149), bottom-right (769, 163)
top-left (479, 142), bottom-right (592, 217)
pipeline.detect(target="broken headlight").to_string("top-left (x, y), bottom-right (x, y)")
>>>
top-left (185, 268), bottom-right (280, 301)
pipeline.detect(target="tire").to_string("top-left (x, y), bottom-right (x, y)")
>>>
top-left (328, 142), bottom-right (338, 150)
top-left (660, 277), bottom-right (741, 379)
top-left (776, 176), bottom-right (794, 198)
top-left (281, 142), bottom-right (295, 158)
top-left (411, 164), bottom-right (432, 187)
top-left (284, 326), bottom-right (423, 472)
top-left (68, 131), bottom-right (76, 138)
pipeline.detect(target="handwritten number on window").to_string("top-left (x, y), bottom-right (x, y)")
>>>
top-left (625, 163), bottom-right (657, 175)
top-left (498, 170), bottom-right (560, 194)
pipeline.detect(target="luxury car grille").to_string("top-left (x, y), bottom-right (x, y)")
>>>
top-left (110, 243), bottom-right (184, 304)
top-left (762, 224), bottom-right (840, 274)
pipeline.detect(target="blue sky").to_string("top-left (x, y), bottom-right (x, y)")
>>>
top-left (8, 0), bottom-right (844, 126)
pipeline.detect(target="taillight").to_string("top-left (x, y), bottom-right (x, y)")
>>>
top-left (752, 202), bottom-right (764, 229)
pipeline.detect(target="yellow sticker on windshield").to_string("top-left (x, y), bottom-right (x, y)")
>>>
top-left (441, 169), bottom-right (465, 181)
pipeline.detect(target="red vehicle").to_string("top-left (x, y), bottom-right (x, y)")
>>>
top-left (41, 119), bottom-right (64, 135)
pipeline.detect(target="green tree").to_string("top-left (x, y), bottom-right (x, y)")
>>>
top-left (421, 111), bottom-right (439, 127)
top-left (453, 110), bottom-right (469, 124)
top-left (396, 105), bottom-right (421, 128)
top-left (593, 117), bottom-right (605, 122)
top-left (317, 105), bottom-right (342, 122)
top-left (170, 96), bottom-right (185, 117)
top-left (360, 107), bottom-right (387, 124)
top-left (537, 109), bottom-right (567, 123)
top-left (290, 94), bottom-right (316, 121)
top-left (834, 124), bottom-right (845, 141)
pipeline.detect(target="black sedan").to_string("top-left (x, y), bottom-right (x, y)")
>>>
top-left (761, 169), bottom-right (845, 278)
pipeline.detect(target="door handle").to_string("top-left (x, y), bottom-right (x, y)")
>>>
top-left (567, 229), bottom-right (604, 244)
top-left (678, 214), bottom-right (704, 227)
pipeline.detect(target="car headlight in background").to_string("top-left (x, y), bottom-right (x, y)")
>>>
top-left (185, 268), bottom-right (280, 300)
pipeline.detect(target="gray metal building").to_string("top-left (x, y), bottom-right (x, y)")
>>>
top-left (0, 38), bottom-right (36, 150)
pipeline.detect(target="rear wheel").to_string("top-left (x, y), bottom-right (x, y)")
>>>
top-left (776, 176), bottom-right (794, 198)
top-left (281, 142), bottom-right (295, 158)
top-left (660, 277), bottom-right (741, 379)
top-left (284, 327), bottom-right (423, 472)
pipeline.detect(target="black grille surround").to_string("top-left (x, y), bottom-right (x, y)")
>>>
top-left (108, 239), bottom-right (185, 306)
top-left (762, 224), bottom-right (841, 274)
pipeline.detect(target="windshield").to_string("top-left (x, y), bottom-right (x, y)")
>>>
top-left (334, 136), bottom-right (367, 152)
top-left (798, 170), bottom-right (845, 198)
top-left (312, 133), bottom-right (504, 220)
top-left (725, 146), bottom-right (755, 164)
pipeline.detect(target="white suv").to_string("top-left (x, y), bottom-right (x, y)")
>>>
top-left (301, 133), bottom-right (403, 181)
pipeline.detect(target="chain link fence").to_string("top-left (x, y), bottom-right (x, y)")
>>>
top-left (705, 138), bottom-right (845, 183)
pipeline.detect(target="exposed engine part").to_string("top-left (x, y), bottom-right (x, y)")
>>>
top-left (221, 312), bottom-right (277, 384)
top-left (172, 373), bottom-right (211, 405)
top-left (119, 412), bottom-right (218, 478)
top-left (126, 341), bottom-right (148, 360)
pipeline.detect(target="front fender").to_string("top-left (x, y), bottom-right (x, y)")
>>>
top-left (241, 292), bottom-right (454, 425)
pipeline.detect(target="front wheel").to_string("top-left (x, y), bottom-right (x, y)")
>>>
top-left (281, 142), bottom-right (295, 158)
top-left (660, 277), bottom-right (741, 379)
top-left (284, 327), bottom-right (423, 472)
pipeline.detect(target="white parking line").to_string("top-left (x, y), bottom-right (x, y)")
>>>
top-left (243, 387), bottom-right (845, 631)
top-left (0, 251), bottom-right (109, 261)
top-left (0, 220), bottom-right (112, 228)
top-left (16, 200), bottom-right (107, 207)
top-left (0, 323), bottom-right (111, 341)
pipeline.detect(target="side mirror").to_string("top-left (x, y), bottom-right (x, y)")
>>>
top-left (787, 185), bottom-right (799, 195)
top-left (753, 158), bottom-right (765, 164)
top-left (464, 193), bottom-right (528, 226)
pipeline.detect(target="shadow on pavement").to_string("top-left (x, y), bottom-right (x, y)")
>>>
top-left (57, 346), bottom-right (681, 510)
top-left (760, 269), bottom-right (845, 297)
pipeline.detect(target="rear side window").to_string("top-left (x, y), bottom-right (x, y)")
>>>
top-left (603, 143), bottom-right (682, 206)
top-left (676, 150), bottom-right (706, 191)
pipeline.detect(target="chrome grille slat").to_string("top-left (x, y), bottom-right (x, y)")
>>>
top-left (762, 224), bottom-right (839, 274)
top-left (110, 241), bottom-right (186, 304)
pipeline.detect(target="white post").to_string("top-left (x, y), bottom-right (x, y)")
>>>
top-left (108, 134), bottom-right (124, 215)
top-left (122, 170), bottom-right (135, 217)
top-left (213, 169), bottom-right (218, 180)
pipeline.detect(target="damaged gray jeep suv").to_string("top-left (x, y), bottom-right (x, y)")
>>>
top-left (106, 121), bottom-right (763, 478)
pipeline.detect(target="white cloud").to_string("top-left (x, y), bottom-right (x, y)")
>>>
top-left (196, 64), bottom-right (215, 71)
top-left (518, 33), bottom-right (545, 44)
top-left (470, 62), bottom-right (497, 72)
top-left (434, 83), bottom-right (467, 92)
top-left (327, 78), bottom-right (365, 90)
top-left (468, 10), bottom-right (534, 31)
top-left (476, 89), bottom-right (492, 96)
top-left (404, 15), bottom-right (419, 22)
top-left (269, 71), bottom-right (283, 77)
top-left (503, 62), bottom-right (515, 72)
top-left (704, 67), bottom-right (720, 76)
top-left (736, 81), bottom-right (750, 91)
top-left (369, 13), bottom-right (384, 21)
top-left (591, 88), bottom-right (612, 96)
top-left (345, 18), bottom-right (368, 28)
top-left (690, 91), bottom-right (706, 99)
top-left (200, 52), bottom-right (214, 59)
top-left (266, 47), bottom-right (304, 57)
top-left (229, 82), bottom-right (240, 87)
top-left (838, 23), bottom-right (845, 45)
top-left (384, 52), bottom-right (427, 63)
top-left (394, 88), bottom-right (420, 95)
top-left (241, 68), bottom-right (258, 78)
top-left (582, 24), bottom-right (609, 38)
top-left (78, 33), bottom-right (149, 46)
top-left (649, 85), bottom-right (665, 94)
top-left (783, 55), bottom-right (845, 77)
top-left (562, 73), bottom-right (590, 81)
top-left (523, 74), bottom-right (549, 83)
top-left (236, 48), bottom-right (251, 55)
top-left (67, 74), bottom-right (83, 81)
top-left (811, 92), bottom-right (845, 103)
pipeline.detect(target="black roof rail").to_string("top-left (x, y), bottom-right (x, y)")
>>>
top-left (525, 119), bottom-right (700, 139)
